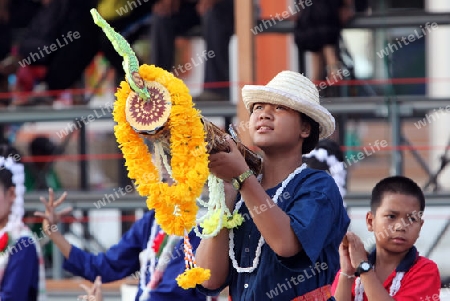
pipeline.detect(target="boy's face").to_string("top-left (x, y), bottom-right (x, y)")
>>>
top-left (0, 185), bottom-right (15, 224)
top-left (367, 193), bottom-right (423, 254)
top-left (249, 103), bottom-right (310, 151)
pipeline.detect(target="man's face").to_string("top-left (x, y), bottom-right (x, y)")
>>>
top-left (249, 103), bottom-right (308, 153)
top-left (367, 193), bottom-right (423, 255)
top-left (0, 185), bottom-right (15, 223)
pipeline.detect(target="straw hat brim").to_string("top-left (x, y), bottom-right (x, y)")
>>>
top-left (242, 85), bottom-right (335, 139)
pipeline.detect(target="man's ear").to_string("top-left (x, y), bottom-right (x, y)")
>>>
top-left (366, 211), bottom-right (374, 232)
top-left (6, 186), bottom-right (16, 201)
top-left (300, 120), bottom-right (311, 139)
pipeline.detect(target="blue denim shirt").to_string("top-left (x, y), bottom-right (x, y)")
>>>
top-left (199, 168), bottom-right (350, 300)
top-left (64, 211), bottom-right (206, 301)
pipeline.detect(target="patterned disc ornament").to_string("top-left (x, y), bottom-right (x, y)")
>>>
top-left (126, 81), bottom-right (172, 133)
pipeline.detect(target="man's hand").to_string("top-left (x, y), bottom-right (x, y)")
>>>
top-left (34, 188), bottom-right (71, 235)
top-left (153, 0), bottom-right (180, 16)
top-left (208, 137), bottom-right (249, 183)
top-left (78, 276), bottom-right (103, 301)
top-left (196, 0), bottom-right (219, 16)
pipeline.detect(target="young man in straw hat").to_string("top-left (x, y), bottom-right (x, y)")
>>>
top-left (196, 70), bottom-right (350, 300)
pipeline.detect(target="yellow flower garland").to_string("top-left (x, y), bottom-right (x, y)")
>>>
top-left (113, 64), bottom-right (209, 236)
top-left (200, 211), bottom-right (244, 235)
top-left (113, 64), bottom-right (211, 289)
top-left (176, 267), bottom-right (211, 289)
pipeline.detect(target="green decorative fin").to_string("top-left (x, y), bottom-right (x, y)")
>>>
top-left (90, 8), bottom-right (150, 101)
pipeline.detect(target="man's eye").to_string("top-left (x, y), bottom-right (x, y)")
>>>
top-left (408, 216), bottom-right (418, 223)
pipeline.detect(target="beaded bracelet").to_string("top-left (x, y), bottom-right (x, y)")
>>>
top-left (340, 271), bottom-right (356, 279)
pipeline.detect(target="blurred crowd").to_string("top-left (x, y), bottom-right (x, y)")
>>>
top-left (0, 0), bottom-right (372, 108)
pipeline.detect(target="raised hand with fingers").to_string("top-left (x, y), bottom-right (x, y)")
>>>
top-left (34, 188), bottom-right (71, 236)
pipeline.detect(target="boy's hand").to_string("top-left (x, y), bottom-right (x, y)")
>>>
top-left (209, 137), bottom-right (249, 183)
top-left (339, 234), bottom-right (355, 275)
top-left (346, 232), bottom-right (368, 269)
top-left (78, 276), bottom-right (103, 301)
top-left (34, 188), bottom-right (72, 235)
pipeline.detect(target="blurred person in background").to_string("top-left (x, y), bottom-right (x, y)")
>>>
top-left (24, 136), bottom-right (62, 269)
top-left (0, 0), bottom-right (155, 106)
top-left (25, 136), bottom-right (62, 192)
top-left (303, 138), bottom-right (347, 207)
top-left (294, 0), bottom-right (355, 82)
top-left (0, 0), bottom-right (45, 106)
top-left (150, 0), bottom-right (234, 102)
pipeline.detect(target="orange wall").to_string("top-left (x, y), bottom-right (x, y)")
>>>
top-left (255, 0), bottom-right (290, 85)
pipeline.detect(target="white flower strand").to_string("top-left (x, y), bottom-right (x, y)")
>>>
top-left (229, 164), bottom-right (307, 273)
top-left (194, 174), bottom-right (229, 239)
top-left (139, 222), bottom-right (159, 301)
top-left (389, 272), bottom-right (404, 296)
top-left (153, 141), bottom-right (163, 181)
top-left (154, 141), bottom-right (174, 180)
top-left (354, 277), bottom-right (364, 301)
top-left (353, 271), bottom-right (405, 301)
top-left (304, 148), bottom-right (347, 197)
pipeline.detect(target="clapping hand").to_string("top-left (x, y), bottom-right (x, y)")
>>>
top-left (340, 232), bottom-right (369, 274)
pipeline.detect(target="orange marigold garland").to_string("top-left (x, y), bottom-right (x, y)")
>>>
top-left (112, 64), bottom-right (210, 288)
top-left (176, 230), bottom-right (211, 288)
top-left (113, 65), bottom-right (209, 235)
top-left (91, 8), bottom-right (210, 289)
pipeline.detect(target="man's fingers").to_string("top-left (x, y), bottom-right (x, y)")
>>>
top-left (58, 206), bottom-right (73, 217)
top-left (33, 211), bottom-right (48, 219)
top-left (34, 211), bottom-right (47, 218)
top-left (39, 196), bottom-right (48, 206)
top-left (40, 197), bottom-right (51, 213)
top-left (53, 191), bottom-right (68, 207)
top-left (226, 137), bottom-right (238, 153)
top-left (48, 187), bottom-right (55, 207)
top-left (79, 284), bottom-right (90, 294)
top-left (94, 276), bottom-right (102, 285)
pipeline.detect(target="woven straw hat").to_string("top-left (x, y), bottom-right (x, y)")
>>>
top-left (242, 70), bottom-right (335, 139)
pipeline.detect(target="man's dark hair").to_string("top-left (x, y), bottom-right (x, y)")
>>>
top-left (30, 136), bottom-right (56, 156)
top-left (303, 139), bottom-right (344, 173)
top-left (301, 113), bottom-right (320, 154)
top-left (0, 140), bottom-right (21, 190)
top-left (371, 176), bottom-right (425, 213)
top-left (0, 169), bottom-right (14, 191)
